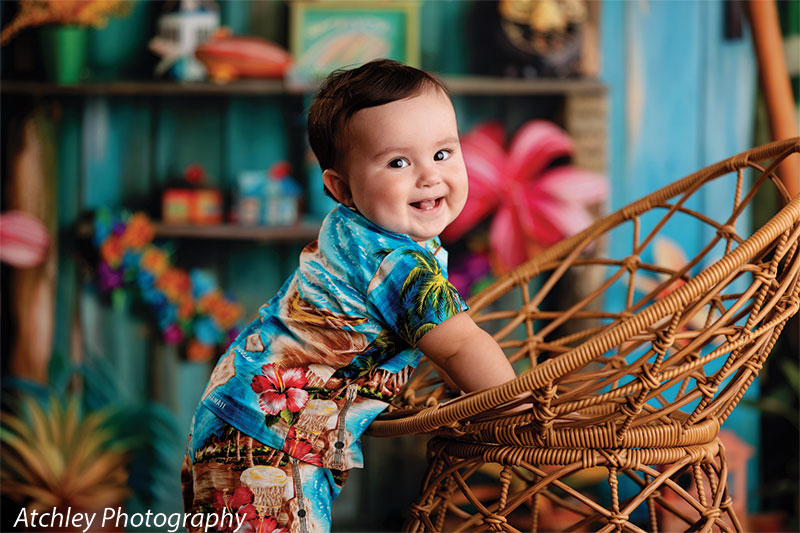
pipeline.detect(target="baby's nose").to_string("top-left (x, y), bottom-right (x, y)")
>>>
top-left (417, 166), bottom-right (442, 187)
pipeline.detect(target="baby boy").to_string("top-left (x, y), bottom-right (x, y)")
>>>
top-left (182, 59), bottom-right (517, 533)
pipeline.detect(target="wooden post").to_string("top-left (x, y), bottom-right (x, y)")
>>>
top-left (748, 0), bottom-right (800, 199)
top-left (7, 109), bottom-right (57, 382)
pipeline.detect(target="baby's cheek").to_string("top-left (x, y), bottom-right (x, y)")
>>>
top-left (377, 186), bottom-right (403, 206)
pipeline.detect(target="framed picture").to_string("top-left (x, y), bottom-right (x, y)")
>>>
top-left (290, 1), bottom-right (420, 81)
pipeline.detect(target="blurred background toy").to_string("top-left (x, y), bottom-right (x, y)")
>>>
top-left (234, 161), bottom-right (302, 226)
top-left (194, 28), bottom-right (292, 83)
top-left (161, 163), bottom-right (223, 225)
top-left (149, 0), bottom-right (219, 81)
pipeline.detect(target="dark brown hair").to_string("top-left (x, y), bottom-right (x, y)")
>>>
top-left (308, 59), bottom-right (448, 179)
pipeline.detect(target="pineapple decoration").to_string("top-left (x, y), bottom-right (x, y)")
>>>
top-left (0, 394), bottom-right (131, 514)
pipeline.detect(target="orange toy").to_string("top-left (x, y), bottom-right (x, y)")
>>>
top-left (195, 29), bottom-right (292, 83)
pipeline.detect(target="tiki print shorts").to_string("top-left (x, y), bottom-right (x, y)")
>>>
top-left (182, 406), bottom-right (348, 533)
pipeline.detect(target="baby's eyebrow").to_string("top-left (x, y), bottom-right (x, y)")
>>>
top-left (371, 146), bottom-right (412, 160)
top-left (371, 137), bottom-right (460, 160)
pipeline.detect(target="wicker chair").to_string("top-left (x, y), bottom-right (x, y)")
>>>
top-left (368, 138), bottom-right (800, 532)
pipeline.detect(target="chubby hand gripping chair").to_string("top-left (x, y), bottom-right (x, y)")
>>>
top-left (368, 138), bottom-right (800, 532)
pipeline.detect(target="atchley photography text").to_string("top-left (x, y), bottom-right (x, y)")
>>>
top-left (13, 506), bottom-right (245, 532)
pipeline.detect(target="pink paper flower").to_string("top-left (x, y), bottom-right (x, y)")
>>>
top-left (163, 323), bottom-right (183, 345)
top-left (251, 363), bottom-right (309, 415)
top-left (443, 121), bottom-right (608, 273)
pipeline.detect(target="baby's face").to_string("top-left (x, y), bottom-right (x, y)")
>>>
top-left (340, 87), bottom-right (468, 243)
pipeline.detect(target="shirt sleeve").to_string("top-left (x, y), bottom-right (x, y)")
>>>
top-left (365, 245), bottom-right (469, 347)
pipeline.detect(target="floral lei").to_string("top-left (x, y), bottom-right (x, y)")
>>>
top-left (93, 209), bottom-right (243, 359)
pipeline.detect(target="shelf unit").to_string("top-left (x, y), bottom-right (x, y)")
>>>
top-left (76, 219), bottom-right (321, 243)
top-left (1, 76), bottom-right (606, 97)
top-left (3, 76), bottom-right (608, 229)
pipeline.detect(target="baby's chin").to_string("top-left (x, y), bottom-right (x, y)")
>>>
top-left (409, 226), bottom-right (447, 243)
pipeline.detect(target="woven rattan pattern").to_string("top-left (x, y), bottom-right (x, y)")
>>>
top-left (368, 138), bottom-right (800, 532)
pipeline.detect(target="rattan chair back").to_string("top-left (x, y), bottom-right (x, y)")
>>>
top-left (369, 138), bottom-right (800, 454)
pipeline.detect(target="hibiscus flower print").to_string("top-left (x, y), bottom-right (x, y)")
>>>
top-left (251, 364), bottom-right (309, 416)
top-left (282, 428), bottom-right (323, 466)
top-left (238, 509), bottom-right (288, 533)
top-left (212, 487), bottom-right (253, 532)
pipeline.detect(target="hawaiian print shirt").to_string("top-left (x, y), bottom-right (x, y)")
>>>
top-left (192, 204), bottom-right (468, 471)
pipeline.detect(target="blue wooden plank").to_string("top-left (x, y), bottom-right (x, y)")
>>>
top-left (698, 0), bottom-right (760, 513)
top-left (82, 97), bottom-right (122, 208)
top-left (220, 0), bottom-right (252, 35)
top-left (177, 360), bottom-right (212, 439)
top-left (600, 0), bottom-right (762, 514)
top-left (223, 97), bottom-right (289, 190)
top-left (224, 244), bottom-right (287, 319)
top-left (54, 101), bottom-right (83, 355)
top-left (625, 1), bottom-right (704, 200)
top-left (150, 344), bottom-right (208, 516)
top-left (419, 0), bottom-right (469, 74)
top-left (82, 96), bottom-right (153, 209)
top-left (600, 0), bottom-right (627, 210)
top-left (153, 98), bottom-right (225, 188)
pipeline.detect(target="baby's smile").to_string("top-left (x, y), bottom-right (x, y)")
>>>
top-left (410, 197), bottom-right (443, 211)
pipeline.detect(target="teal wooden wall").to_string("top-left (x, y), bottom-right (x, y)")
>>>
top-left (46, 0), bottom-right (760, 526)
top-left (601, 0), bottom-right (760, 513)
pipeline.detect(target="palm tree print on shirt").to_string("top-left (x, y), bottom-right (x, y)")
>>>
top-left (376, 247), bottom-right (465, 346)
top-left (333, 330), bottom-right (405, 382)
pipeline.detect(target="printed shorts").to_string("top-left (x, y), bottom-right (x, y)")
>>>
top-left (182, 406), bottom-right (348, 533)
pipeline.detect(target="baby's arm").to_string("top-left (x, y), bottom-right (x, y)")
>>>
top-left (417, 312), bottom-right (516, 393)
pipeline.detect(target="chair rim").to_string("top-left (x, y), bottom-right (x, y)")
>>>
top-left (426, 435), bottom-right (722, 467)
top-left (369, 137), bottom-right (800, 439)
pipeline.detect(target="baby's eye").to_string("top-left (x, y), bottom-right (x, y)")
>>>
top-left (389, 158), bottom-right (410, 169)
top-left (434, 149), bottom-right (452, 162)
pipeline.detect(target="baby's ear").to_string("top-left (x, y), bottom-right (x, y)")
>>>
top-left (322, 169), bottom-right (353, 206)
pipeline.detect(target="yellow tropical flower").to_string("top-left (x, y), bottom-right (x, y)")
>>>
top-left (1, 0), bottom-right (132, 46)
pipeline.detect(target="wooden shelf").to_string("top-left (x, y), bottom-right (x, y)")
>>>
top-left (154, 221), bottom-right (320, 242)
top-left (442, 76), bottom-right (605, 96)
top-left (77, 220), bottom-right (321, 243)
top-left (2, 76), bottom-right (605, 97)
top-left (1, 79), bottom-right (288, 96)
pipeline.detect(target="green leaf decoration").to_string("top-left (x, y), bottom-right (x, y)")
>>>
top-left (279, 409), bottom-right (300, 426)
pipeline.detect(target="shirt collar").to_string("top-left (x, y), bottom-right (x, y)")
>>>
top-left (335, 204), bottom-right (442, 252)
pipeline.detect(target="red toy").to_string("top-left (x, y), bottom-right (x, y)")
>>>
top-left (162, 164), bottom-right (223, 225)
